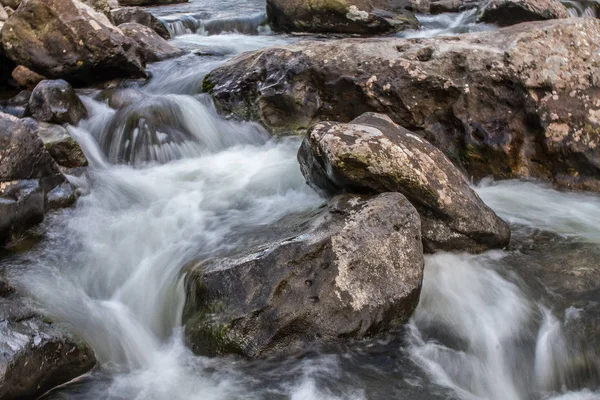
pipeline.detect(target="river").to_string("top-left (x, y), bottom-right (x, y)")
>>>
top-left (3, 1), bottom-right (600, 399)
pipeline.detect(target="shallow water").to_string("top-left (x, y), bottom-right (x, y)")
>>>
top-left (3, 1), bottom-right (600, 399)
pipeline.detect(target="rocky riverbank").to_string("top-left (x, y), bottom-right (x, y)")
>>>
top-left (1, 0), bottom-right (600, 397)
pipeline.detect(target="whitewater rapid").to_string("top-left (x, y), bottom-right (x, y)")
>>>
top-left (3, 1), bottom-right (599, 398)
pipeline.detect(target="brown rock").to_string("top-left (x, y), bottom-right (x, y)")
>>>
top-left (298, 112), bottom-right (510, 253)
top-left (118, 22), bottom-right (185, 62)
top-left (11, 65), bottom-right (46, 89)
top-left (266, 0), bottom-right (419, 34)
top-left (204, 18), bottom-right (600, 191)
top-left (1, 0), bottom-right (147, 85)
top-left (478, 0), bottom-right (570, 26)
top-left (184, 192), bottom-right (424, 357)
top-left (111, 6), bottom-right (171, 39)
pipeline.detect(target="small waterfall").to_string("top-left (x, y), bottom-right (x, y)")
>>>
top-left (403, 9), bottom-right (495, 38)
top-left (561, 0), bottom-right (599, 16)
top-left (163, 12), bottom-right (268, 38)
top-left (83, 93), bottom-right (268, 165)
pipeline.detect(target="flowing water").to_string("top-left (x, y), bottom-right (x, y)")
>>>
top-left (2, 1), bottom-right (600, 399)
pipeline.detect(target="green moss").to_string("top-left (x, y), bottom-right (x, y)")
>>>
top-left (201, 75), bottom-right (215, 93)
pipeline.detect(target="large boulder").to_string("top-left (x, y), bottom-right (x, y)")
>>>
top-left (0, 272), bottom-right (96, 400)
top-left (204, 18), bottom-right (600, 192)
top-left (118, 22), bottom-right (185, 62)
top-left (298, 113), bottom-right (510, 253)
top-left (1, 0), bottom-right (147, 85)
top-left (478, 0), bottom-right (570, 26)
top-left (111, 7), bottom-right (170, 39)
top-left (0, 112), bottom-right (74, 244)
top-left (266, 0), bottom-right (419, 34)
top-left (184, 192), bottom-right (424, 358)
top-left (29, 80), bottom-right (88, 125)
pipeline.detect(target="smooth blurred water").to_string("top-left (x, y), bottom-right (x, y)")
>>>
top-left (2, 1), bottom-right (600, 399)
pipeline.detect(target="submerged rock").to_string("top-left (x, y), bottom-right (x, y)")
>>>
top-left (111, 6), bottom-right (171, 39)
top-left (118, 22), bottom-right (186, 62)
top-left (266, 0), bottom-right (419, 34)
top-left (478, 0), bottom-right (570, 26)
top-left (298, 113), bottom-right (510, 253)
top-left (184, 192), bottom-right (423, 358)
top-left (0, 272), bottom-right (96, 400)
top-left (0, 112), bottom-right (74, 244)
top-left (1, 0), bottom-right (147, 85)
top-left (204, 18), bottom-right (600, 192)
top-left (29, 80), bottom-right (88, 126)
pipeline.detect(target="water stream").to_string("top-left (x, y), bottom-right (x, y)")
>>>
top-left (2, 1), bottom-right (599, 399)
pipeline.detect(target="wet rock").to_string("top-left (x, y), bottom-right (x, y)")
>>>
top-left (29, 80), bottom-right (88, 126)
top-left (111, 7), bottom-right (171, 39)
top-left (478, 0), bottom-right (570, 26)
top-left (11, 65), bottom-right (46, 89)
top-left (0, 270), bottom-right (96, 400)
top-left (184, 192), bottom-right (424, 358)
top-left (0, 90), bottom-right (31, 118)
top-left (0, 112), bottom-right (73, 244)
top-left (298, 113), bottom-right (510, 253)
top-left (118, 22), bottom-right (186, 62)
top-left (23, 118), bottom-right (88, 168)
top-left (1, 0), bottom-right (147, 85)
top-left (266, 0), bottom-right (419, 34)
top-left (204, 18), bottom-right (600, 192)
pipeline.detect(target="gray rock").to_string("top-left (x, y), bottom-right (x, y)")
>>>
top-left (184, 192), bottom-right (424, 358)
top-left (204, 18), bottom-right (600, 192)
top-left (0, 271), bottom-right (96, 400)
top-left (266, 0), bottom-right (419, 34)
top-left (23, 118), bottom-right (88, 168)
top-left (298, 113), bottom-right (510, 253)
top-left (0, 112), bottom-right (73, 244)
top-left (1, 0), bottom-right (147, 85)
top-left (478, 0), bottom-right (570, 26)
top-left (29, 80), bottom-right (88, 125)
top-left (111, 7), bottom-right (170, 39)
top-left (118, 22), bottom-right (185, 62)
